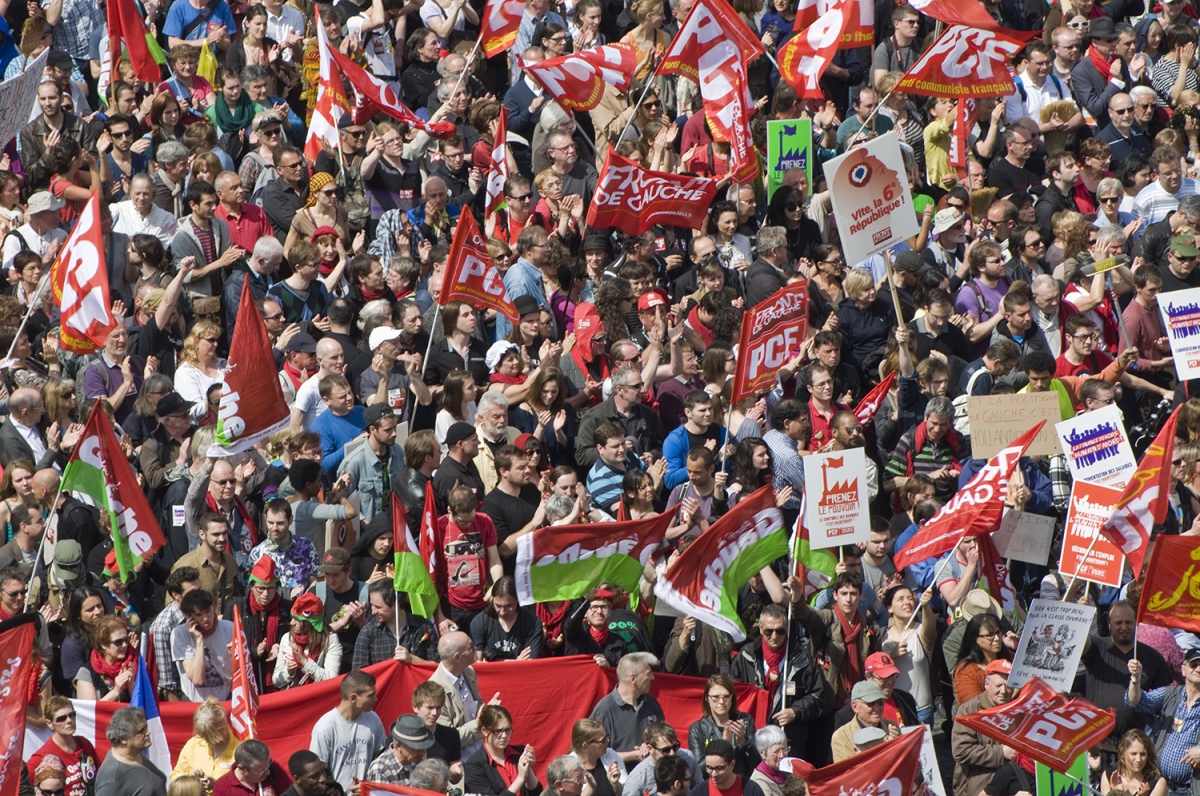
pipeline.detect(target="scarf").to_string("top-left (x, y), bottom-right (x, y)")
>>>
top-left (282, 361), bottom-right (312, 389)
top-left (761, 638), bottom-right (786, 706)
top-left (304, 172), bottom-right (334, 209)
top-left (249, 590), bottom-right (282, 649)
top-left (755, 762), bottom-right (788, 785)
top-left (1014, 753), bottom-right (1037, 775)
top-left (89, 646), bottom-right (138, 686)
top-left (836, 605), bottom-right (864, 702)
top-left (491, 373), bottom-right (526, 385)
top-left (290, 627), bottom-right (323, 661)
top-left (1087, 45), bottom-right (1115, 81)
top-left (686, 305), bottom-right (715, 346)
top-left (207, 492), bottom-right (260, 548)
top-left (589, 624), bottom-right (609, 647)
top-left (536, 601), bottom-right (571, 641)
top-left (905, 421), bottom-right (961, 476)
top-left (212, 91), bottom-right (256, 134)
top-left (360, 287), bottom-right (386, 302)
top-left (569, 347), bottom-right (609, 408)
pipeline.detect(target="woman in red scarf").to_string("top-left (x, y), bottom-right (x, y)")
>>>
top-left (230, 556), bottom-right (291, 692)
top-left (463, 705), bottom-right (542, 796)
top-left (75, 615), bottom-right (137, 701)
top-left (272, 593), bottom-right (343, 689)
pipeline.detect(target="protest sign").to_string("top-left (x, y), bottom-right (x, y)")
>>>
top-left (1054, 404), bottom-right (1136, 489)
top-left (903, 724), bottom-right (946, 796)
top-left (326, 492), bottom-right (361, 551)
top-left (1036, 753), bottom-right (1088, 796)
top-left (1009, 599), bottom-right (1095, 693)
top-left (1059, 480), bottom-right (1126, 587)
top-left (1159, 286), bottom-right (1200, 381)
top-left (731, 283), bottom-right (809, 404)
top-left (588, 148), bottom-right (718, 235)
top-left (992, 510), bottom-right (1055, 566)
top-left (967, 392), bottom-right (1062, 457)
top-left (0, 50), bottom-right (49, 150)
top-left (823, 133), bottom-right (919, 266)
top-left (803, 448), bottom-right (870, 549)
top-left (766, 120), bottom-right (812, 201)
top-left (1138, 535), bottom-right (1200, 631)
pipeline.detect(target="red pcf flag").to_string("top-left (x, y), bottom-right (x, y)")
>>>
top-left (51, 191), bottom-right (115, 354)
top-left (895, 26), bottom-right (1026, 98)
top-left (854, 371), bottom-right (896, 427)
top-left (949, 98), bottom-right (978, 173)
top-left (587, 148), bottom-right (718, 235)
top-left (779, 0), bottom-right (857, 100)
top-left (806, 726), bottom-right (924, 796)
top-left (439, 210), bottom-right (519, 323)
top-left (893, 422), bottom-right (1046, 571)
top-left (792, 0), bottom-right (873, 49)
top-left (485, 108), bottom-right (509, 218)
top-left (730, 282), bottom-right (809, 404)
top-left (518, 44), bottom-right (636, 111)
top-left (955, 678), bottom-right (1115, 773)
top-left (1138, 535), bottom-right (1200, 631)
top-left (229, 605), bottom-right (259, 741)
top-left (480, 0), bottom-right (526, 57)
top-left (0, 619), bottom-right (36, 796)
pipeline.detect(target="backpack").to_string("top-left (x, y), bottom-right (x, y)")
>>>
top-left (246, 152), bottom-right (279, 205)
top-left (952, 367), bottom-right (989, 435)
top-left (74, 355), bottom-right (111, 403)
top-left (1013, 74), bottom-right (1066, 105)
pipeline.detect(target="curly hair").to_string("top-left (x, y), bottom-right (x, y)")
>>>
top-left (180, 320), bottom-right (222, 367)
top-left (594, 277), bottom-right (632, 343)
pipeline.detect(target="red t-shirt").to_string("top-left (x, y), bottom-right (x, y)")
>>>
top-left (1054, 350), bottom-right (1112, 379)
top-left (28, 737), bottom-right (99, 796)
top-left (211, 762), bottom-right (292, 796)
top-left (710, 777), bottom-right (745, 796)
top-left (438, 513), bottom-right (498, 610)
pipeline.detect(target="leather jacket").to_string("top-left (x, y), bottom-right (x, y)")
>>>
top-left (391, 467), bottom-right (430, 533)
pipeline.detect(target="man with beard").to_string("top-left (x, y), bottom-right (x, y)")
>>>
top-left (1083, 601), bottom-right (1172, 736)
top-left (828, 411), bottom-right (878, 501)
top-left (473, 392), bottom-right (521, 495)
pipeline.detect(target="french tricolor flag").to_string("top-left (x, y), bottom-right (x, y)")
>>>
top-left (130, 650), bottom-right (172, 774)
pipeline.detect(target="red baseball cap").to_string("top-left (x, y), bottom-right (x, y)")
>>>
top-left (637, 289), bottom-right (668, 312)
top-left (984, 659), bottom-right (1012, 678)
top-left (865, 652), bottom-right (900, 678)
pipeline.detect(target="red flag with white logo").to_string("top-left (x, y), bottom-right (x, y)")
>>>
top-left (1098, 406), bottom-right (1180, 578)
top-left (50, 191), bottom-right (116, 355)
top-left (805, 726), bottom-right (924, 796)
top-left (949, 98), bottom-right (977, 172)
top-left (730, 282), bottom-right (809, 404)
top-left (419, 481), bottom-right (445, 597)
top-left (893, 422), bottom-right (1046, 571)
top-left (778, 0), bottom-right (857, 101)
top-left (895, 26), bottom-right (1027, 97)
top-left (481, 0), bottom-right (527, 57)
top-left (304, 6), bottom-right (349, 163)
top-left (586, 148), bottom-right (718, 235)
top-left (230, 605), bottom-right (259, 741)
top-left (0, 620), bottom-right (35, 796)
top-left (517, 44), bottom-right (636, 111)
top-left (327, 46), bottom-right (456, 138)
top-left (486, 108), bottom-right (509, 218)
top-left (438, 210), bottom-right (519, 323)
top-left (853, 371), bottom-right (895, 427)
top-left (792, 0), bottom-right (873, 49)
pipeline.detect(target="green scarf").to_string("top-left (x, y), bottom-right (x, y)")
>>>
top-left (209, 91), bottom-right (256, 134)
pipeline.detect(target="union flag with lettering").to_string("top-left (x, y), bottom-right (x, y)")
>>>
top-left (586, 148), bottom-right (717, 235)
top-left (1138, 534), bottom-right (1200, 631)
top-left (730, 282), bottom-right (809, 404)
top-left (439, 210), bottom-right (519, 323)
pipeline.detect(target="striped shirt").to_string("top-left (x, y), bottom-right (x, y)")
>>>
top-left (587, 458), bottom-right (628, 514)
top-left (1133, 178), bottom-right (1200, 225)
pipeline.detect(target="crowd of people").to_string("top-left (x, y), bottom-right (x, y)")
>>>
top-left (8, 0), bottom-right (1200, 792)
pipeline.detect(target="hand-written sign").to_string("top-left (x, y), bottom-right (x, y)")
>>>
top-left (993, 509), bottom-right (1055, 566)
top-left (967, 392), bottom-right (1062, 457)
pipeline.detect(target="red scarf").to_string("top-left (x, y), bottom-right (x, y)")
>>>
top-left (291, 627), bottom-right (323, 661)
top-left (761, 638), bottom-right (786, 706)
top-left (89, 646), bottom-right (138, 690)
top-left (569, 348), bottom-right (610, 408)
top-left (206, 493), bottom-right (260, 548)
top-left (360, 287), bottom-right (386, 302)
top-left (836, 605), bottom-right (864, 703)
top-left (1014, 753), bottom-right (1037, 775)
top-left (490, 373), bottom-right (526, 385)
top-left (589, 624), bottom-right (609, 647)
top-left (249, 590), bottom-right (282, 649)
top-left (282, 361), bottom-right (311, 390)
top-left (1088, 45), bottom-right (1115, 81)
top-left (905, 421), bottom-right (960, 476)
top-left (536, 602), bottom-right (570, 644)
top-left (319, 258), bottom-right (338, 277)
top-left (686, 305), bottom-right (715, 346)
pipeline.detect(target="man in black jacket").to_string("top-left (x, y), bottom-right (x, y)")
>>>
top-left (1139, 195), bottom-right (1200, 270)
top-left (745, 226), bottom-right (788, 307)
top-left (392, 431), bottom-right (438, 534)
top-left (1034, 152), bottom-right (1079, 243)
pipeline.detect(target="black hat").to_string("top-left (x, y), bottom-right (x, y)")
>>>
top-left (1086, 17), bottom-right (1117, 38)
top-left (46, 50), bottom-right (73, 71)
top-left (513, 295), bottom-right (541, 318)
top-left (338, 114), bottom-right (365, 129)
top-left (287, 333), bottom-right (317, 354)
top-left (156, 392), bottom-right (195, 418)
top-left (363, 402), bottom-right (392, 427)
top-left (390, 715), bottom-right (434, 750)
top-left (581, 233), bottom-right (611, 252)
top-left (445, 422), bottom-right (477, 448)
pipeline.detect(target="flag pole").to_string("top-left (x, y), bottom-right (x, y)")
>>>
top-left (421, 304), bottom-right (442, 379)
top-left (903, 534), bottom-right (965, 632)
top-left (882, 250), bottom-right (905, 326)
top-left (616, 80), bottom-right (659, 149)
top-left (1062, 534), bottom-right (1100, 600)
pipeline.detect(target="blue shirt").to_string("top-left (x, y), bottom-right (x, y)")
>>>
top-left (312, 406), bottom-right (366, 473)
top-left (1127, 686), bottom-right (1200, 786)
top-left (495, 258), bottom-right (548, 341)
top-left (586, 457), bottom-right (628, 514)
top-left (163, 0), bottom-right (237, 41)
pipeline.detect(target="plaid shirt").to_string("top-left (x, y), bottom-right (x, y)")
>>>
top-left (352, 617), bottom-right (439, 669)
top-left (763, 430), bottom-right (804, 508)
top-left (365, 749), bottom-right (411, 785)
top-left (42, 0), bottom-right (104, 59)
top-left (1049, 454), bottom-right (1072, 514)
top-left (149, 601), bottom-right (185, 697)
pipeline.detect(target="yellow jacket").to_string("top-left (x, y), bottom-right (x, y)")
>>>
top-left (171, 736), bottom-right (240, 786)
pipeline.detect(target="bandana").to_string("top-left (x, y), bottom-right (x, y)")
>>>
top-left (304, 172), bottom-right (334, 208)
top-left (762, 637), bottom-right (786, 706)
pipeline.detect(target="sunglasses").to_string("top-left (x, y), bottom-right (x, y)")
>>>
top-left (320, 189), bottom-right (338, 196)
top-left (508, 193), bottom-right (532, 201)
top-left (202, 337), bottom-right (220, 344)
top-left (52, 712), bottom-right (77, 723)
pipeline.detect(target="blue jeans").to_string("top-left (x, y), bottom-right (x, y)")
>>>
top-left (917, 705), bottom-right (935, 726)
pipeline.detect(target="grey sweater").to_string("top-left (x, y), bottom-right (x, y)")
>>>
top-left (170, 217), bottom-right (232, 296)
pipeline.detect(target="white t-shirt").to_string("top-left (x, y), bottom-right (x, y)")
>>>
top-left (170, 620), bottom-right (235, 702)
top-left (2, 225), bottom-right (66, 273)
top-left (309, 708), bottom-right (388, 790)
top-left (293, 374), bottom-right (329, 429)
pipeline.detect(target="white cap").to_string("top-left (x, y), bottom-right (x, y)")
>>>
top-left (368, 327), bottom-right (404, 351)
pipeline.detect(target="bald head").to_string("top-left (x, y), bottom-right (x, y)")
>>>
top-left (436, 631), bottom-right (474, 674)
top-left (214, 171), bottom-right (241, 194)
top-left (31, 469), bottom-right (60, 506)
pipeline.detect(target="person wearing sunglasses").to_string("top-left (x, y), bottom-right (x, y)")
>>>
top-left (29, 695), bottom-right (100, 796)
top-left (621, 723), bottom-right (701, 796)
top-left (31, 756), bottom-right (71, 796)
top-left (102, 114), bottom-right (149, 203)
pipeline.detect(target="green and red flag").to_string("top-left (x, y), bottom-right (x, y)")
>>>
top-left (393, 485), bottom-right (441, 619)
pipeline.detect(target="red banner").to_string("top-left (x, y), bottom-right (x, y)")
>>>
top-left (485, 109), bottom-right (509, 218)
top-left (658, 0), bottom-right (762, 80)
top-left (481, 0), bottom-right (526, 57)
top-left (779, 0), bottom-right (857, 101)
top-left (908, 0), bottom-right (1011, 31)
top-left (853, 371), bottom-right (895, 427)
top-left (518, 45), bottom-right (636, 112)
top-left (51, 192), bottom-right (115, 355)
top-left (210, 276), bottom-right (290, 456)
top-left (806, 726), bottom-right (924, 796)
top-left (438, 210), bottom-right (519, 322)
top-left (419, 482), bottom-right (444, 595)
top-left (304, 6), bottom-right (350, 163)
top-left (949, 98), bottom-right (977, 172)
top-left (1099, 406), bottom-right (1180, 578)
top-left (586, 148), bottom-right (718, 235)
top-left (955, 678), bottom-right (1115, 773)
top-left (1138, 535), bottom-right (1200, 631)
top-left (107, 0), bottom-right (159, 83)
top-left (0, 621), bottom-right (35, 796)
top-left (730, 282), bottom-right (809, 404)
top-left (792, 0), bottom-right (873, 49)
top-left (363, 785), bottom-right (445, 796)
top-left (893, 422), bottom-right (1045, 571)
top-left (229, 606), bottom-right (259, 741)
top-left (895, 26), bottom-right (1026, 97)
top-left (327, 46), bottom-right (455, 138)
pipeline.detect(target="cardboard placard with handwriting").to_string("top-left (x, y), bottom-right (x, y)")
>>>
top-left (967, 393), bottom-right (1062, 458)
top-left (993, 510), bottom-right (1055, 566)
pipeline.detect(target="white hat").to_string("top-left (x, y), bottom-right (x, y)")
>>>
top-left (368, 327), bottom-right (404, 351)
top-left (932, 208), bottom-right (967, 235)
top-left (26, 191), bottom-right (65, 215)
top-left (486, 341), bottom-right (520, 371)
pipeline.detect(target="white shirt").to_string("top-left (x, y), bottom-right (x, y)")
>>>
top-left (1, 225), bottom-right (67, 273)
top-left (10, 418), bottom-right (46, 460)
top-left (1007, 70), bottom-right (1071, 126)
top-left (293, 372), bottom-right (329, 428)
top-left (264, 4), bottom-right (305, 61)
top-left (111, 200), bottom-right (179, 249)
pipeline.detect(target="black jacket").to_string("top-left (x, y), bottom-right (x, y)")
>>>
top-left (1139, 217), bottom-right (1174, 269)
top-left (562, 599), bottom-right (634, 666)
top-left (390, 467), bottom-right (430, 534)
top-left (575, 396), bottom-right (665, 470)
top-left (745, 258), bottom-right (784, 307)
top-left (464, 746), bottom-right (544, 796)
top-left (729, 625), bottom-right (829, 754)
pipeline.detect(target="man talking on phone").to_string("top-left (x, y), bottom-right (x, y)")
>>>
top-left (170, 586), bottom-right (236, 702)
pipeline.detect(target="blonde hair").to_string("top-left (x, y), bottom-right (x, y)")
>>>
top-left (170, 777), bottom-right (205, 796)
top-left (571, 718), bottom-right (606, 752)
top-left (192, 698), bottom-right (232, 750)
top-left (843, 268), bottom-right (876, 299)
top-left (631, 0), bottom-right (664, 22)
top-left (181, 320), bottom-right (222, 366)
top-left (875, 70), bottom-right (905, 95)
top-left (534, 168), bottom-right (563, 194)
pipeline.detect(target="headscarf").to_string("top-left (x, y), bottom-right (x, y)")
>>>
top-left (304, 172), bottom-right (334, 208)
top-left (291, 592), bottom-right (326, 634)
top-left (248, 556), bottom-right (283, 649)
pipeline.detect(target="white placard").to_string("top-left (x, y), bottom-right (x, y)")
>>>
top-left (992, 510), bottom-right (1055, 566)
top-left (822, 132), bottom-right (920, 267)
top-left (1054, 404), bottom-right (1136, 489)
top-left (803, 448), bottom-right (871, 549)
top-left (904, 725), bottom-right (947, 796)
top-left (1008, 598), bottom-right (1095, 693)
top-left (0, 50), bottom-right (49, 150)
top-left (1159, 286), bottom-right (1200, 381)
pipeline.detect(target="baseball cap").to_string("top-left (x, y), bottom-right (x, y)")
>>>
top-left (319, 548), bottom-right (351, 575)
top-left (156, 392), bottom-right (195, 418)
top-left (26, 191), bottom-right (66, 215)
top-left (363, 402), bottom-right (392, 427)
top-left (850, 681), bottom-right (886, 702)
top-left (892, 251), bottom-right (923, 273)
top-left (932, 208), bottom-right (966, 235)
top-left (1171, 234), bottom-right (1200, 258)
top-left (445, 421), bottom-right (477, 448)
top-left (253, 113), bottom-right (282, 132)
top-left (287, 333), bottom-right (317, 354)
top-left (1186, 649), bottom-right (1200, 666)
top-left (391, 715), bottom-right (435, 750)
top-left (984, 659), bottom-right (1013, 678)
top-left (638, 290), bottom-right (668, 312)
top-left (53, 540), bottom-right (83, 581)
top-left (368, 327), bottom-right (404, 351)
top-left (865, 652), bottom-right (900, 678)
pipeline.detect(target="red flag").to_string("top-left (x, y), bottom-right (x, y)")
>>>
top-left (908, 0), bottom-right (1011, 31)
top-left (730, 282), bottom-right (809, 404)
top-left (587, 148), bottom-right (718, 235)
top-left (0, 620), bottom-right (35, 796)
top-left (209, 276), bottom-right (290, 455)
top-left (51, 191), bottom-right (115, 355)
top-left (485, 109), bottom-right (509, 218)
top-left (362, 784), bottom-right (447, 796)
top-left (1098, 406), bottom-right (1180, 578)
top-left (439, 210), bottom-right (519, 323)
top-left (229, 605), bottom-right (259, 741)
top-left (659, 0), bottom-right (762, 76)
top-left (778, 0), bottom-right (857, 100)
top-left (107, 0), bottom-right (159, 83)
top-left (893, 422), bottom-right (1046, 571)
top-left (955, 678), bottom-right (1115, 773)
top-left (392, 493), bottom-right (408, 554)
top-left (480, 0), bottom-right (527, 57)
top-left (1137, 535), bottom-right (1200, 630)
top-left (517, 45), bottom-right (636, 112)
top-left (895, 26), bottom-right (1027, 98)
top-left (792, 0), bottom-right (873, 49)
top-left (949, 98), bottom-right (978, 173)
top-left (327, 47), bottom-right (456, 138)
top-left (304, 6), bottom-right (350, 163)
top-left (805, 726), bottom-right (925, 796)
top-left (977, 533), bottom-right (1017, 611)
top-left (853, 371), bottom-right (896, 427)
top-left (419, 481), bottom-right (444, 597)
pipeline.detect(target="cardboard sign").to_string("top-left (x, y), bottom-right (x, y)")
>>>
top-left (993, 510), bottom-right (1055, 566)
top-left (1054, 404), bottom-right (1136, 490)
top-left (1009, 598), bottom-right (1096, 694)
top-left (823, 133), bottom-right (919, 267)
top-left (903, 724), bottom-right (947, 796)
top-left (1059, 480), bottom-right (1126, 587)
top-left (1036, 750), bottom-right (1089, 796)
top-left (766, 119), bottom-right (812, 201)
top-left (803, 448), bottom-right (871, 550)
top-left (1159, 286), bottom-right (1200, 381)
top-left (0, 50), bottom-right (48, 149)
top-left (967, 392), bottom-right (1062, 457)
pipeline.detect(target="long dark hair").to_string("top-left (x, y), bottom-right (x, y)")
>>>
top-left (956, 612), bottom-right (1007, 667)
top-left (766, 185), bottom-right (803, 228)
top-left (66, 585), bottom-right (107, 649)
top-left (732, 438), bottom-right (771, 492)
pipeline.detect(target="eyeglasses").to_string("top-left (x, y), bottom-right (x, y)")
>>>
top-left (39, 788), bottom-right (65, 796)
top-left (109, 635), bottom-right (130, 646)
top-left (588, 736), bottom-right (610, 745)
top-left (491, 727), bottom-right (514, 735)
top-left (707, 764), bottom-right (730, 775)
top-left (1099, 196), bottom-right (1121, 204)
top-left (946, 202), bottom-right (967, 211)
top-left (111, 130), bottom-right (134, 138)
top-left (382, 138), bottom-right (403, 147)
top-left (622, 382), bottom-right (645, 391)
top-left (707, 693), bottom-right (732, 702)
top-left (1111, 107), bottom-right (1133, 115)
top-left (320, 189), bottom-right (338, 196)
top-left (345, 129), bottom-right (367, 138)
top-left (202, 337), bottom-right (220, 344)
top-left (785, 202), bottom-right (801, 210)
top-left (213, 478), bottom-right (236, 486)
top-left (2, 588), bottom-right (25, 599)
top-left (654, 743), bottom-right (681, 753)
top-left (1071, 333), bottom-right (1100, 342)
top-left (1067, 20), bottom-right (1089, 27)
top-left (641, 100), bottom-right (662, 109)
top-left (279, 160), bottom-right (303, 169)
top-left (52, 712), bottom-right (77, 723)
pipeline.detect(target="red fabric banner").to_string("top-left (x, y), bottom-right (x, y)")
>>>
top-left (51, 192), bottom-right (115, 355)
top-left (1138, 534), bottom-right (1200, 631)
top-left (363, 784), bottom-right (445, 796)
top-left (485, 109), bottom-right (509, 218)
top-left (517, 45), bottom-right (637, 112)
top-left (893, 422), bottom-right (1045, 571)
top-left (0, 621), bottom-right (36, 796)
top-left (792, 0), bottom-right (873, 49)
top-left (730, 282), bottom-right (809, 404)
top-left (954, 678), bottom-right (1115, 773)
top-left (948, 99), bottom-right (977, 173)
top-left (419, 482), bottom-right (444, 595)
top-left (304, 6), bottom-right (350, 163)
top-left (481, 0), bottom-right (527, 57)
top-left (853, 371), bottom-right (895, 427)
top-left (586, 148), bottom-right (718, 235)
top-left (107, 0), bottom-right (159, 83)
top-left (438, 210), bottom-right (519, 323)
top-left (805, 726), bottom-right (924, 796)
top-left (908, 0), bottom-right (1010, 32)
top-left (895, 26), bottom-right (1027, 97)
top-left (59, 658), bottom-right (769, 778)
top-left (779, 0), bottom-right (856, 100)
top-left (230, 606), bottom-right (259, 741)
top-left (327, 46), bottom-right (455, 138)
